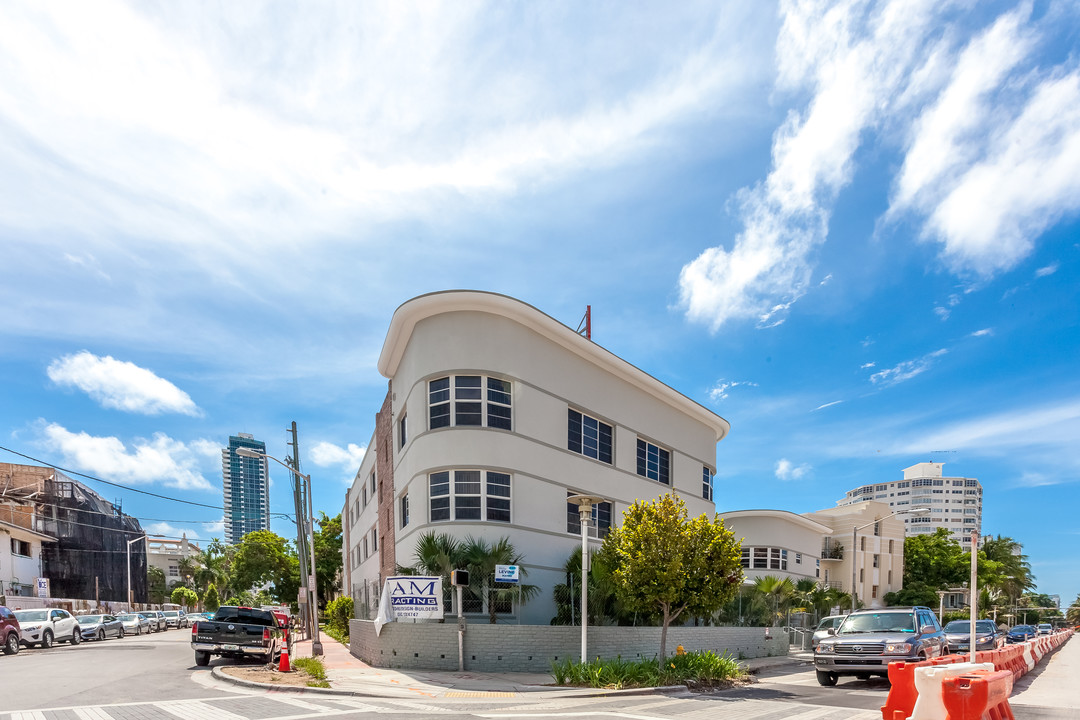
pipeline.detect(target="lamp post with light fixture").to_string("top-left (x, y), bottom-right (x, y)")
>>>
top-left (567, 494), bottom-right (606, 664)
top-left (237, 447), bottom-right (323, 656)
top-left (850, 507), bottom-right (930, 613)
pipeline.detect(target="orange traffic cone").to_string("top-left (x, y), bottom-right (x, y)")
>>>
top-left (278, 639), bottom-right (291, 673)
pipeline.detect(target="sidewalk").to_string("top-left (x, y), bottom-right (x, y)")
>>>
top-left (1010, 633), bottom-right (1079, 711)
top-left (225, 631), bottom-right (807, 699)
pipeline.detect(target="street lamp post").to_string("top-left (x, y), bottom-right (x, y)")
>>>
top-left (850, 507), bottom-right (930, 614)
top-left (127, 535), bottom-right (146, 609)
top-left (237, 448), bottom-right (323, 656)
top-left (567, 494), bottom-right (606, 664)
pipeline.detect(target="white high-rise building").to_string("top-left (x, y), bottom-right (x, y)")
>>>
top-left (837, 463), bottom-right (982, 549)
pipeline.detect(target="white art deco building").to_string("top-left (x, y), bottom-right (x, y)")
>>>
top-left (342, 291), bottom-right (729, 624)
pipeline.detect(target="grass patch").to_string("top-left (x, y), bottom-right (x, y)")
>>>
top-left (551, 650), bottom-right (747, 690)
top-left (322, 624), bottom-right (348, 646)
top-left (292, 656), bottom-right (329, 687)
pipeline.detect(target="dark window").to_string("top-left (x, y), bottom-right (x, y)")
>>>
top-left (429, 377), bottom-right (451, 429)
top-left (430, 471), bottom-right (450, 521)
top-left (399, 414), bottom-right (407, 449)
top-left (567, 409), bottom-right (612, 463)
top-left (400, 494), bottom-right (409, 528)
top-left (11, 538), bottom-right (31, 557)
top-left (486, 472), bottom-right (511, 523)
top-left (636, 439), bottom-right (670, 484)
top-left (487, 378), bottom-right (512, 430)
top-left (702, 466), bottom-right (714, 501)
top-left (454, 376), bottom-right (483, 426)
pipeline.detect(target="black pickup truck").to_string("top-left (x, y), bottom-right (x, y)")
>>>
top-left (191, 606), bottom-right (283, 666)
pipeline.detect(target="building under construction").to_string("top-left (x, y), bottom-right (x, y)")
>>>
top-left (0, 463), bottom-right (147, 603)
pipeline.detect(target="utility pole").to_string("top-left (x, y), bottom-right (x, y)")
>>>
top-left (287, 422), bottom-right (322, 656)
top-left (287, 422), bottom-right (311, 641)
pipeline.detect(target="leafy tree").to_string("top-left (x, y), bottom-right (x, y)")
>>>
top-left (550, 546), bottom-right (641, 626)
top-left (399, 530), bottom-right (462, 617)
top-left (327, 596), bottom-right (354, 636)
top-left (203, 583), bottom-right (221, 613)
top-left (171, 586), bottom-right (199, 609)
top-left (313, 512), bottom-right (344, 605)
top-left (194, 539), bottom-right (233, 596)
top-left (1065, 594), bottom-right (1080, 625)
top-left (901, 528), bottom-right (967, 589)
top-left (753, 575), bottom-right (794, 624)
top-left (460, 536), bottom-right (540, 624)
top-left (230, 530), bottom-right (297, 603)
top-left (884, 580), bottom-right (940, 608)
top-left (978, 536), bottom-right (1035, 604)
top-left (598, 493), bottom-right (743, 661)
top-left (147, 566), bottom-right (167, 605)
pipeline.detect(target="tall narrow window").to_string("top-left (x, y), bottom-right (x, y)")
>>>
top-left (702, 466), bottom-right (714, 501)
top-left (487, 378), bottom-right (512, 430)
top-left (454, 470), bottom-right (482, 520)
top-left (567, 409), bottom-right (612, 464)
top-left (429, 471), bottom-right (450, 521)
top-left (454, 376), bottom-right (483, 426)
top-left (636, 439), bottom-right (670, 485)
top-left (429, 377), bottom-right (451, 429)
top-left (400, 494), bottom-right (409, 528)
top-left (486, 472), bottom-right (511, 522)
top-left (399, 414), bottom-right (408, 449)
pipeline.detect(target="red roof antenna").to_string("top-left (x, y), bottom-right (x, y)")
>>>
top-left (576, 305), bottom-right (592, 340)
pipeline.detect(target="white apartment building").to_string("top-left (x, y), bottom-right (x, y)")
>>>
top-left (837, 463), bottom-right (983, 549)
top-left (804, 501), bottom-right (906, 609)
top-left (146, 534), bottom-right (201, 588)
top-left (717, 510), bottom-right (829, 585)
top-left (342, 291), bottom-right (729, 624)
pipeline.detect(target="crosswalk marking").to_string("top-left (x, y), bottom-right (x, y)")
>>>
top-left (73, 709), bottom-right (114, 720)
top-left (158, 700), bottom-right (249, 720)
top-left (9, 713), bottom-right (48, 720)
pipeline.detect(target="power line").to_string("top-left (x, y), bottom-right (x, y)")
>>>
top-left (0, 445), bottom-right (223, 510)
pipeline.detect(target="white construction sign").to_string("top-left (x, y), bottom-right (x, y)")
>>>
top-left (374, 576), bottom-right (444, 635)
top-left (494, 564), bottom-right (520, 583)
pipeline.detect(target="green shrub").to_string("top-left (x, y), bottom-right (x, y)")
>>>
top-left (551, 650), bottom-right (745, 689)
top-left (325, 597), bottom-right (354, 637)
top-left (292, 656), bottom-right (329, 687)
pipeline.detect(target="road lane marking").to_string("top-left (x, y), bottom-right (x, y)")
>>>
top-left (73, 709), bottom-right (114, 720)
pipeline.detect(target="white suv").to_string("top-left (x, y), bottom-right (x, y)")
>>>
top-left (13, 608), bottom-right (82, 648)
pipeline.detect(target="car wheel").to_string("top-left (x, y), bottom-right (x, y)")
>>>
top-left (941, 645), bottom-right (951, 657)
top-left (41, 630), bottom-right (54, 649)
top-left (195, 650), bottom-right (211, 666)
top-left (816, 670), bottom-right (839, 686)
top-left (3, 632), bottom-right (19, 655)
top-left (97, 629), bottom-right (105, 641)
top-left (118, 627), bottom-right (125, 639)
top-left (70, 628), bottom-right (81, 645)
top-left (856, 673), bottom-right (871, 681)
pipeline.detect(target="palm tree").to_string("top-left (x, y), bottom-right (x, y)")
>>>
top-left (460, 536), bottom-right (540, 624)
top-left (1065, 594), bottom-right (1080, 625)
top-left (980, 535), bottom-right (1035, 605)
top-left (753, 575), bottom-right (794, 625)
top-left (400, 531), bottom-right (463, 617)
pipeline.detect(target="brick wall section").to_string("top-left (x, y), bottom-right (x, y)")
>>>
top-left (350, 620), bottom-right (789, 673)
top-left (376, 384), bottom-right (396, 582)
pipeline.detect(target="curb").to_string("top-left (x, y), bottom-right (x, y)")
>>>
top-left (210, 666), bottom-right (693, 699)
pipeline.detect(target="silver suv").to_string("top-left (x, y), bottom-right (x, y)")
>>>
top-left (813, 606), bottom-right (948, 685)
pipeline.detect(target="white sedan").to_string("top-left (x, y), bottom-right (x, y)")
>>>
top-left (12, 608), bottom-right (82, 648)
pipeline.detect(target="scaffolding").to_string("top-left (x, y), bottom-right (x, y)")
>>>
top-left (0, 463), bottom-right (147, 603)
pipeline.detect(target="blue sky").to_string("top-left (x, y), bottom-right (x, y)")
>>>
top-left (1, 1), bottom-right (1077, 608)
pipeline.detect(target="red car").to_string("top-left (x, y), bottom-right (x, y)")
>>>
top-left (0, 606), bottom-right (21, 655)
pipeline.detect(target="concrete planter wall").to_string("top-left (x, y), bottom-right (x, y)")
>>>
top-left (349, 619), bottom-right (789, 672)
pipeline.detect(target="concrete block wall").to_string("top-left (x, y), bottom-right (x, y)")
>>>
top-left (350, 620), bottom-right (789, 672)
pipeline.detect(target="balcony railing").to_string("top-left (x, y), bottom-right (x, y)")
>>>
top-left (821, 542), bottom-right (844, 560)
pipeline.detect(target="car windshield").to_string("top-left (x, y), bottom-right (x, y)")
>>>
top-left (163, 611), bottom-right (179, 617)
top-left (840, 612), bottom-right (915, 633)
top-left (13, 609), bottom-right (48, 622)
top-left (117, 614), bottom-right (137, 620)
top-left (81, 615), bottom-right (103, 623)
top-left (817, 617), bottom-right (841, 630)
top-left (1011, 626), bottom-right (1034, 632)
top-left (944, 620), bottom-right (996, 633)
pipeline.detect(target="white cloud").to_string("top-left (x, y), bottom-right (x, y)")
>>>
top-left (47, 351), bottom-right (200, 416)
top-left (680, 0), bottom-right (948, 329)
top-left (870, 349), bottom-right (948, 386)
top-left (970, 328), bottom-right (993, 337)
top-left (860, 362), bottom-right (876, 369)
top-left (775, 458), bottom-right (811, 481)
top-left (680, 3), bottom-right (1080, 328)
top-left (310, 441), bottom-right (366, 470)
top-left (814, 400), bottom-right (843, 411)
top-left (708, 379), bottom-right (758, 402)
top-left (934, 306), bottom-right (951, 321)
top-left (1035, 263), bottom-right (1059, 278)
top-left (38, 421), bottom-right (214, 491)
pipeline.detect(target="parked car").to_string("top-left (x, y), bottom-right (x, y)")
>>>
top-left (191, 606), bottom-right (283, 666)
top-left (116, 613), bottom-right (153, 636)
top-left (79, 614), bottom-right (125, 641)
top-left (162, 610), bottom-right (185, 629)
top-left (0, 606), bottom-right (21, 655)
top-left (813, 606), bottom-right (947, 686)
top-left (144, 611), bottom-right (167, 632)
top-left (942, 619), bottom-right (1005, 652)
top-left (1037, 623), bottom-right (1053, 635)
top-left (177, 610), bottom-right (190, 628)
top-left (12, 608), bottom-right (82, 647)
top-left (812, 615), bottom-right (848, 645)
top-left (1006, 625), bottom-right (1039, 643)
